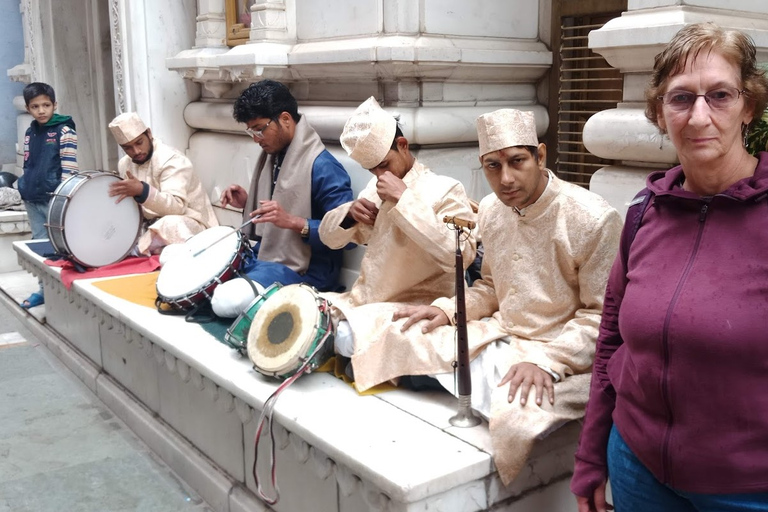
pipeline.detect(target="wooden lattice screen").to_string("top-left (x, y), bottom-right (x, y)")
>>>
top-left (556, 16), bottom-right (624, 187)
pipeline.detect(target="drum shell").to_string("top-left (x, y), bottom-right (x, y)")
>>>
top-left (46, 175), bottom-right (83, 256)
top-left (223, 283), bottom-right (283, 352)
top-left (156, 228), bottom-right (249, 310)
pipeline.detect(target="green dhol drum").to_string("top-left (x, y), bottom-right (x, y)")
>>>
top-left (223, 282), bottom-right (283, 353)
top-left (247, 283), bottom-right (335, 380)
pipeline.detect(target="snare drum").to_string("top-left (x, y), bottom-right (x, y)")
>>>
top-left (47, 172), bottom-right (141, 267)
top-left (155, 226), bottom-right (249, 310)
top-left (223, 283), bottom-right (282, 353)
top-left (247, 284), bottom-right (335, 379)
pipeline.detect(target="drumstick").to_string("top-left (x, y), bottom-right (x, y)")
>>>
top-left (191, 216), bottom-right (260, 258)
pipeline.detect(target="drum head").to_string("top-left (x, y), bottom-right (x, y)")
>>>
top-left (57, 173), bottom-right (141, 267)
top-left (156, 226), bottom-right (241, 300)
top-left (247, 284), bottom-right (321, 376)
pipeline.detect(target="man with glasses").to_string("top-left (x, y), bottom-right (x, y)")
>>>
top-left (212, 80), bottom-right (353, 317)
top-left (108, 112), bottom-right (218, 256)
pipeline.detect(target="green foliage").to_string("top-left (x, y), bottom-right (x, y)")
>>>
top-left (747, 109), bottom-right (768, 156)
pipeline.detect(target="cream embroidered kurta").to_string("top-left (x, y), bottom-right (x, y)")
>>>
top-left (320, 160), bottom-right (476, 311)
top-left (348, 172), bottom-right (622, 485)
top-left (118, 138), bottom-right (218, 254)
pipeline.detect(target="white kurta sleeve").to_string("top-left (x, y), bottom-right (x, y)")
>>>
top-left (319, 179), bottom-right (381, 249)
top-left (387, 181), bottom-right (476, 273)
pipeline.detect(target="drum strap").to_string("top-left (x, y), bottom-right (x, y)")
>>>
top-left (251, 330), bottom-right (333, 505)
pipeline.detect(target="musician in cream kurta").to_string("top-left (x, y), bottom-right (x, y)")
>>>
top-left (108, 112), bottom-right (217, 255)
top-left (350, 109), bottom-right (622, 486)
top-left (319, 97), bottom-right (476, 357)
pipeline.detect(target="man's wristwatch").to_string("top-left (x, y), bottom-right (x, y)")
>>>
top-left (300, 219), bottom-right (310, 238)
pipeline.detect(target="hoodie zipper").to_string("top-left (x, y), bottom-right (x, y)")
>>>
top-left (659, 200), bottom-right (709, 484)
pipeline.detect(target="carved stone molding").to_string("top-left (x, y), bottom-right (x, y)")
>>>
top-left (109, 0), bottom-right (126, 113)
top-left (196, 11), bottom-right (227, 47)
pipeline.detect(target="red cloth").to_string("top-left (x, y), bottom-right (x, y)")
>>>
top-left (44, 255), bottom-right (161, 290)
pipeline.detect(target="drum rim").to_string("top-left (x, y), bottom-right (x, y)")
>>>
top-left (46, 172), bottom-right (141, 268)
top-left (223, 282), bottom-right (284, 347)
top-left (246, 283), bottom-right (328, 375)
top-left (155, 227), bottom-right (247, 304)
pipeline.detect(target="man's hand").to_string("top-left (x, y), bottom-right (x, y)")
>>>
top-left (108, 170), bottom-right (144, 203)
top-left (376, 171), bottom-right (407, 203)
top-left (252, 200), bottom-right (303, 232)
top-left (576, 481), bottom-right (613, 512)
top-left (392, 305), bottom-right (450, 333)
top-left (221, 184), bottom-right (248, 209)
top-left (347, 198), bottom-right (379, 226)
top-left (498, 362), bottom-right (555, 407)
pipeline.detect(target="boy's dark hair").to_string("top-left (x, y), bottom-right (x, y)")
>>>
top-left (23, 82), bottom-right (56, 105)
top-left (389, 125), bottom-right (405, 150)
top-left (233, 80), bottom-right (299, 124)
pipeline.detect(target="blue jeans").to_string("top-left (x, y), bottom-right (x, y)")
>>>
top-left (24, 200), bottom-right (49, 240)
top-left (240, 257), bottom-right (307, 289)
top-left (608, 425), bottom-right (768, 511)
top-left (24, 200), bottom-right (49, 295)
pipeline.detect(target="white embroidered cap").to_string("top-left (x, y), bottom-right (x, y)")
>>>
top-left (108, 112), bottom-right (148, 145)
top-left (340, 97), bottom-right (397, 169)
top-left (476, 109), bottom-right (539, 157)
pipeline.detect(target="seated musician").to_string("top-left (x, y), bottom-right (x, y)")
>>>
top-left (318, 96), bottom-right (476, 362)
top-left (108, 112), bottom-right (218, 255)
top-left (210, 80), bottom-right (354, 317)
top-left (346, 109), bottom-right (622, 485)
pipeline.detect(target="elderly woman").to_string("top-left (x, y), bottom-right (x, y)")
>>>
top-left (571, 22), bottom-right (768, 512)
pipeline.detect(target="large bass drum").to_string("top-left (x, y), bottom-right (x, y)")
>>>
top-left (46, 172), bottom-right (141, 267)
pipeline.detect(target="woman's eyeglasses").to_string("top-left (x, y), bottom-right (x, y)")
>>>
top-left (658, 87), bottom-right (746, 112)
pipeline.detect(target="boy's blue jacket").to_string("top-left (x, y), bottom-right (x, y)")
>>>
top-left (18, 113), bottom-right (76, 202)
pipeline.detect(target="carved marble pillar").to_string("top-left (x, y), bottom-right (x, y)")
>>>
top-left (249, 0), bottom-right (292, 41)
top-left (584, 1), bottom-right (768, 216)
top-left (196, 0), bottom-right (226, 48)
top-left (108, 0), bottom-right (200, 152)
top-left (7, 0), bottom-right (41, 83)
top-left (108, 0), bottom-right (130, 114)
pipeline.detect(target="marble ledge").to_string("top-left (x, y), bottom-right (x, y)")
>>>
top-left (167, 36), bottom-right (552, 84)
top-left (589, 7), bottom-right (768, 72)
top-left (0, 220), bottom-right (30, 235)
top-left (11, 240), bottom-right (501, 505)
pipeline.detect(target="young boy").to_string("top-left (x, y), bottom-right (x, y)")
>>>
top-left (17, 82), bottom-right (78, 308)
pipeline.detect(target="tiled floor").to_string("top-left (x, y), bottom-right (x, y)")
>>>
top-left (0, 281), bottom-right (213, 512)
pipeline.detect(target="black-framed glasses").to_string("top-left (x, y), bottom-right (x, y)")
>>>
top-left (245, 119), bottom-right (272, 139)
top-left (658, 87), bottom-right (746, 112)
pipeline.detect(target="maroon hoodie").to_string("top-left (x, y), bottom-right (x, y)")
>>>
top-left (572, 152), bottom-right (768, 496)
